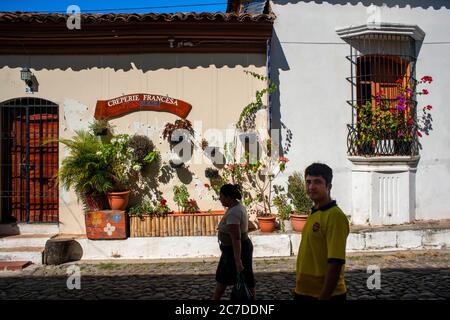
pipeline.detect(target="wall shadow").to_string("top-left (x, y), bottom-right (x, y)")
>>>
top-left (0, 53), bottom-right (266, 73)
top-left (270, 29), bottom-right (291, 157)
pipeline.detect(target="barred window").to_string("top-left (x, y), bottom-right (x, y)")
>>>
top-left (344, 33), bottom-right (421, 156)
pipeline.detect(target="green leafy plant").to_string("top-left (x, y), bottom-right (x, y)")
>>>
top-left (143, 150), bottom-right (159, 165)
top-left (287, 171), bottom-right (312, 214)
top-left (56, 130), bottom-right (112, 196)
top-left (273, 185), bottom-right (293, 219)
top-left (153, 197), bottom-right (172, 216)
top-left (237, 71), bottom-right (277, 130)
top-left (128, 199), bottom-right (154, 218)
top-left (128, 197), bottom-right (172, 218)
top-left (173, 185), bottom-right (189, 213)
top-left (173, 185), bottom-right (199, 213)
top-left (128, 135), bottom-right (156, 164)
top-left (96, 134), bottom-right (139, 191)
top-left (223, 138), bottom-right (289, 217)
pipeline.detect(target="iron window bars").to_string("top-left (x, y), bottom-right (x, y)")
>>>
top-left (346, 33), bottom-right (419, 156)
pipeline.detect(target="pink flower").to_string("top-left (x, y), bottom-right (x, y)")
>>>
top-left (422, 89), bottom-right (429, 95)
top-left (421, 76), bottom-right (433, 83)
top-left (278, 157), bottom-right (289, 163)
top-left (425, 105), bottom-right (433, 110)
top-left (397, 104), bottom-right (406, 112)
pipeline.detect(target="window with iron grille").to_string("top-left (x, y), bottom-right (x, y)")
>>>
top-left (344, 33), bottom-right (421, 156)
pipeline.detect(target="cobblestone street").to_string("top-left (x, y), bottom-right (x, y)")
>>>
top-left (1, 250), bottom-right (449, 300)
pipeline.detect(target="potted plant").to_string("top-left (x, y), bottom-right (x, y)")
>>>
top-left (163, 119), bottom-right (194, 167)
top-left (215, 71), bottom-right (283, 233)
top-left (163, 119), bottom-right (194, 146)
top-left (128, 134), bottom-right (159, 169)
top-left (98, 134), bottom-right (142, 210)
top-left (221, 140), bottom-right (288, 233)
top-left (287, 171), bottom-right (313, 232)
top-left (89, 119), bottom-right (115, 136)
top-left (355, 75), bottom-right (434, 156)
top-left (272, 185), bottom-right (293, 232)
top-left (55, 130), bottom-right (112, 211)
top-left (200, 138), bottom-right (209, 151)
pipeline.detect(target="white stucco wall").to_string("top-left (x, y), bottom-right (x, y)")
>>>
top-left (0, 53), bottom-right (267, 233)
top-left (270, 0), bottom-right (450, 222)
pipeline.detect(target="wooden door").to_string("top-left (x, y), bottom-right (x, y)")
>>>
top-left (1, 98), bottom-right (59, 223)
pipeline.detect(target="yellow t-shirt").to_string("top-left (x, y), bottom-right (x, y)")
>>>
top-left (295, 201), bottom-right (349, 298)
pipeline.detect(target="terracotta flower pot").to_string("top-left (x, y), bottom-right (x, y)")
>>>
top-left (107, 190), bottom-right (130, 210)
top-left (290, 213), bottom-right (308, 232)
top-left (257, 215), bottom-right (276, 233)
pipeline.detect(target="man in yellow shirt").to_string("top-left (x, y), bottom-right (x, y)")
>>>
top-left (295, 163), bottom-right (350, 301)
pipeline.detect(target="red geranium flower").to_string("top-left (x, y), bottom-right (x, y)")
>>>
top-left (421, 76), bottom-right (433, 83)
top-left (425, 105), bottom-right (433, 110)
top-left (160, 198), bottom-right (167, 206)
top-left (204, 183), bottom-right (210, 188)
top-left (278, 156), bottom-right (289, 163)
top-left (422, 89), bottom-right (429, 95)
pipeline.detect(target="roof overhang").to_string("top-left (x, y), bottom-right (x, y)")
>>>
top-left (0, 12), bottom-right (275, 54)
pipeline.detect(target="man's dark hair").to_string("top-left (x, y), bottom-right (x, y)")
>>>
top-left (305, 163), bottom-right (333, 186)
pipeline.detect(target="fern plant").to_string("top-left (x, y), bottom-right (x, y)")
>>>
top-left (56, 130), bottom-right (112, 196)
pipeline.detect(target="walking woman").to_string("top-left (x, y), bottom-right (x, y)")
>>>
top-left (213, 184), bottom-right (255, 300)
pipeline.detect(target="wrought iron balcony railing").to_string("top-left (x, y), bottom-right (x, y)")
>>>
top-left (347, 124), bottom-right (419, 157)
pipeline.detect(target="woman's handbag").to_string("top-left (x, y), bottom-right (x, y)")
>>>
top-left (231, 272), bottom-right (253, 301)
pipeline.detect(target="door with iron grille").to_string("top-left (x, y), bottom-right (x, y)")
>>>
top-left (1, 98), bottom-right (59, 223)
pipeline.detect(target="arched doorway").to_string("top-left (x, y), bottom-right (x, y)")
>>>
top-left (0, 97), bottom-right (59, 223)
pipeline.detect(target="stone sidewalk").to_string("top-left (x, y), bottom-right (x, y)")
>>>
top-left (0, 250), bottom-right (449, 300)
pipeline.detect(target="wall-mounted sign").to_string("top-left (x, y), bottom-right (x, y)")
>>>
top-left (94, 94), bottom-right (192, 120)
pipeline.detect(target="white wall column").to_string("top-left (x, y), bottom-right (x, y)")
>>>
top-left (349, 156), bottom-right (419, 225)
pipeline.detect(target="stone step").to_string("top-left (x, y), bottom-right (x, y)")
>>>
top-left (0, 223), bottom-right (59, 235)
top-left (0, 247), bottom-right (44, 265)
top-left (0, 234), bottom-right (55, 248)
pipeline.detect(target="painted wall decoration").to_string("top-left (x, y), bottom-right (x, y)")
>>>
top-left (85, 210), bottom-right (127, 240)
top-left (94, 93), bottom-right (192, 120)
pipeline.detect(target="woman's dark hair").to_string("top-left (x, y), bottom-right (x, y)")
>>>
top-left (220, 184), bottom-right (242, 200)
top-left (305, 163), bottom-right (333, 186)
